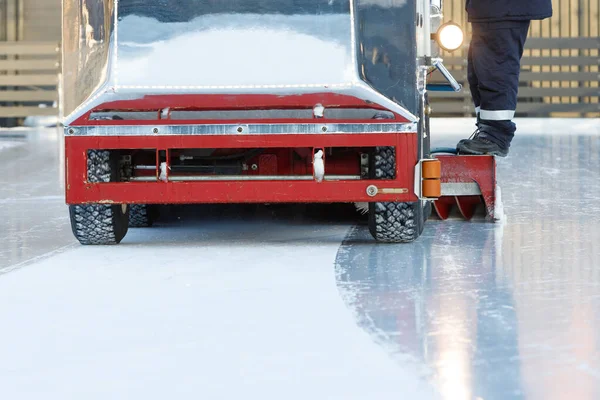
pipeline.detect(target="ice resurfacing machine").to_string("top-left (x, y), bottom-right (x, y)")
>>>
top-left (63, 0), bottom-right (498, 245)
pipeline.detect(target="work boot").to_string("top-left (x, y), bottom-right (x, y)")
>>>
top-left (457, 136), bottom-right (509, 157)
top-left (457, 124), bottom-right (509, 157)
top-left (457, 115), bottom-right (482, 148)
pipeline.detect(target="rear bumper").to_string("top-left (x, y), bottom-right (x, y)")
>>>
top-left (65, 131), bottom-right (419, 205)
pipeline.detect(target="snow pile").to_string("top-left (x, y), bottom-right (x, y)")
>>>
top-left (494, 184), bottom-right (507, 223)
top-left (159, 162), bottom-right (168, 182)
top-left (313, 150), bottom-right (325, 182)
top-left (117, 14), bottom-right (354, 87)
top-left (0, 141), bottom-right (24, 152)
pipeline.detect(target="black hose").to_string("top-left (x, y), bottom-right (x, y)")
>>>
top-left (183, 148), bottom-right (264, 162)
top-left (430, 147), bottom-right (458, 155)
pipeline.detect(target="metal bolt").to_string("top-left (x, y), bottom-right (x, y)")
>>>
top-left (251, 164), bottom-right (258, 171)
top-left (361, 154), bottom-right (368, 160)
top-left (366, 185), bottom-right (378, 197)
top-left (153, 127), bottom-right (159, 134)
top-left (237, 126), bottom-right (244, 133)
top-left (321, 126), bottom-right (328, 132)
top-left (67, 128), bottom-right (75, 135)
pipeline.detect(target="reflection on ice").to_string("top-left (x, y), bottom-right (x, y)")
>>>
top-left (336, 134), bottom-right (600, 400)
top-left (337, 223), bottom-right (512, 400)
top-left (0, 129), bottom-right (72, 272)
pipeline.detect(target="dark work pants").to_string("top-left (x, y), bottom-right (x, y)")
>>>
top-left (468, 21), bottom-right (530, 148)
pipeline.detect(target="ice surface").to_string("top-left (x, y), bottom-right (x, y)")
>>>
top-left (0, 141), bottom-right (23, 151)
top-left (0, 129), bottom-right (73, 271)
top-left (1, 120), bottom-right (599, 400)
top-left (431, 117), bottom-right (600, 137)
top-left (0, 214), bottom-right (438, 400)
top-left (337, 125), bottom-right (600, 400)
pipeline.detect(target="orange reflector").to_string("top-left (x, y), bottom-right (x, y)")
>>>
top-left (422, 179), bottom-right (442, 198)
top-left (422, 159), bottom-right (441, 179)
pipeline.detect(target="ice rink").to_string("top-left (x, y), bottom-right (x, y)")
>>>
top-left (1, 119), bottom-right (599, 399)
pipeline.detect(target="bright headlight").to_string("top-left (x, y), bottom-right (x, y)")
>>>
top-left (436, 23), bottom-right (464, 52)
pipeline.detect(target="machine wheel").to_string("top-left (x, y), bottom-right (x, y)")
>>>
top-left (70, 204), bottom-right (130, 245)
top-left (368, 147), bottom-right (425, 243)
top-left (129, 204), bottom-right (156, 228)
top-left (69, 150), bottom-right (130, 245)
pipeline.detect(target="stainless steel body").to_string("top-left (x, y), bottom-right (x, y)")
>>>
top-left (65, 122), bottom-right (418, 137)
top-left (62, 0), bottom-right (420, 125)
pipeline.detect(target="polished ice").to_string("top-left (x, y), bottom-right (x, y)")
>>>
top-left (338, 119), bottom-right (600, 400)
top-left (0, 129), bottom-right (74, 272)
top-left (0, 208), bottom-right (437, 399)
top-left (1, 119), bottom-right (599, 399)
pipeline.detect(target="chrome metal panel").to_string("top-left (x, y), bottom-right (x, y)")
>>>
top-left (116, 1), bottom-right (354, 88)
top-left (89, 109), bottom-right (397, 121)
top-left (62, 0), bottom-right (114, 120)
top-left (433, 59), bottom-right (462, 92)
top-left (441, 182), bottom-right (482, 196)
top-left (66, 122), bottom-right (418, 136)
top-left (62, 0), bottom-right (420, 126)
top-left (355, 0), bottom-right (418, 113)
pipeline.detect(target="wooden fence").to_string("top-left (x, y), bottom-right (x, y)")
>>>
top-left (0, 41), bottom-right (60, 120)
top-left (433, 0), bottom-right (599, 117)
top-left (0, 33), bottom-right (597, 121)
top-left (429, 37), bottom-right (600, 117)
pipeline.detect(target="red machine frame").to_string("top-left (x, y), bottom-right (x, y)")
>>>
top-left (65, 133), bottom-right (419, 204)
top-left (65, 93), bottom-right (498, 223)
top-left (65, 93), bottom-right (421, 205)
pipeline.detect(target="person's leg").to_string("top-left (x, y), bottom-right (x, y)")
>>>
top-left (467, 37), bottom-right (481, 119)
top-left (458, 21), bottom-right (530, 156)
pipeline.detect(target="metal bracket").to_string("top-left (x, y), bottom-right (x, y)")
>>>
top-left (366, 185), bottom-right (408, 197)
top-left (360, 153), bottom-right (369, 179)
top-left (414, 160), bottom-right (423, 199)
top-left (432, 59), bottom-right (462, 92)
top-left (414, 158), bottom-right (442, 200)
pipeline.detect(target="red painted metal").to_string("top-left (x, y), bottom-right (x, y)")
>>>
top-left (258, 154), bottom-right (278, 175)
top-left (67, 133), bottom-right (403, 149)
top-left (455, 196), bottom-right (483, 220)
top-left (433, 196), bottom-right (455, 220)
top-left (71, 93), bottom-right (411, 126)
top-left (66, 133), bottom-right (418, 205)
top-left (433, 155), bottom-right (496, 220)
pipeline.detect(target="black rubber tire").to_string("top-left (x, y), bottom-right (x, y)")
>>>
top-left (129, 204), bottom-right (155, 228)
top-left (368, 147), bottom-right (425, 243)
top-left (70, 204), bottom-right (130, 245)
top-left (69, 150), bottom-right (130, 245)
